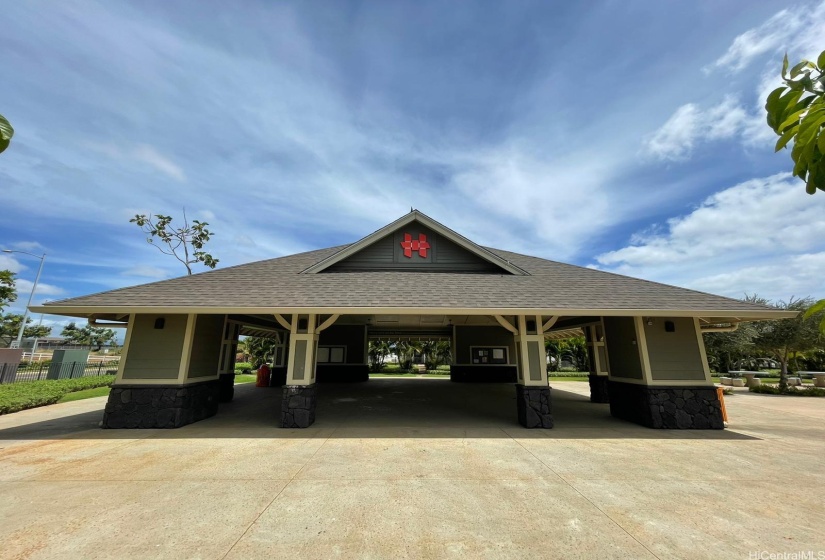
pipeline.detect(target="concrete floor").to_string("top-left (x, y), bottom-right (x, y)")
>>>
top-left (0, 379), bottom-right (823, 559)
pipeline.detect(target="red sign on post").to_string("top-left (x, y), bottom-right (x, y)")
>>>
top-left (400, 233), bottom-right (430, 258)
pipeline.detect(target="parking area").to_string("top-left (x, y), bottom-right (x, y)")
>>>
top-left (1, 379), bottom-right (823, 559)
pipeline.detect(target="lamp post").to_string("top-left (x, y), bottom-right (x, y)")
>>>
top-left (1, 250), bottom-right (46, 349)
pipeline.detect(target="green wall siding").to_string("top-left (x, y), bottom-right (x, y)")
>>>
top-left (603, 317), bottom-right (643, 380)
top-left (645, 318), bottom-right (706, 381)
top-left (122, 314), bottom-right (187, 380)
top-left (188, 315), bottom-right (224, 378)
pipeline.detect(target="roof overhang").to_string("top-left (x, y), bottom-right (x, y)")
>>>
top-left (31, 305), bottom-right (798, 323)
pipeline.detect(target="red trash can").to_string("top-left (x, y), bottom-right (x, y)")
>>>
top-left (256, 364), bottom-right (271, 387)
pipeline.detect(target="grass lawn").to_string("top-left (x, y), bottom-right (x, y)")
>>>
top-left (57, 386), bottom-right (112, 403)
top-left (50, 374), bottom-right (257, 404)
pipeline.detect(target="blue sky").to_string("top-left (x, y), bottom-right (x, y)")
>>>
top-left (2, 0), bottom-right (825, 335)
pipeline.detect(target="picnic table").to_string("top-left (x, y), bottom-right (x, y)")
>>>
top-left (798, 371), bottom-right (825, 387)
top-left (728, 371), bottom-right (761, 387)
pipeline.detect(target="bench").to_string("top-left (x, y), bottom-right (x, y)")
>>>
top-left (797, 371), bottom-right (825, 387)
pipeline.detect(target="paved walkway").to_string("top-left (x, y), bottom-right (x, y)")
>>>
top-left (0, 380), bottom-right (823, 559)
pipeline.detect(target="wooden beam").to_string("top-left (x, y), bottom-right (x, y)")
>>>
top-left (273, 313), bottom-right (293, 331)
top-left (316, 314), bottom-right (340, 333)
top-left (541, 316), bottom-right (559, 333)
top-left (494, 315), bottom-right (518, 334)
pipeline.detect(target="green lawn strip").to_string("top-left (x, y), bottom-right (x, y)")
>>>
top-left (57, 386), bottom-right (112, 403)
top-left (0, 375), bottom-right (116, 415)
top-left (234, 374), bottom-right (256, 384)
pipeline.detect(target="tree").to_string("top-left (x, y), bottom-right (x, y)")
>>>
top-left (752, 297), bottom-right (822, 391)
top-left (0, 270), bottom-right (16, 310)
top-left (0, 314), bottom-right (50, 348)
top-left (244, 336), bottom-right (278, 366)
top-left (130, 211), bottom-right (219, 275)
top-left (0, 114), bottom-right (13, 154)
top-left (703, 323), bottom-right (759, 373)
top-left (368, 340), bottom-right (391, 372)
top-left (0, 271), bottom-right (50, 348)
top-left (765, 49), bottom-right (825, 194)
top-left (61, 322), bottom-right (117, 350)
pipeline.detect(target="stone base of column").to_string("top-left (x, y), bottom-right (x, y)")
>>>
top-left (515, 384), bottom-right (553, 428)
top-left (608, 381), bottom-right (724, 429)
top-left (218, 373), bottom-right (235, 403)
top-left (280, 384), bottom-right (317, 428)
top-left (102, 380), bottom-right (220, 429)
top-left (588, 374), bottom-right (610, 403)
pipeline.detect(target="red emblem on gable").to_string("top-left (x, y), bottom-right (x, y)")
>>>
top-left (400, 233), bottom-right (430, 258)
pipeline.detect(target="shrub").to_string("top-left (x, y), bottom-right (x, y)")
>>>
top-left (749, 384), bottom-right (825, 397)
top-left (234, 362), bottom-right (253, 373)
top-left (0, 375), bottom-right (116, 415)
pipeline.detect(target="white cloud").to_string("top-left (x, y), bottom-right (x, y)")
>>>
top-left (0, 254), bottom-right (23, 273)
top-left (645, 96), bottom-right (749, 161)
top-left (594, 173), bottom-right (825, 301)
top-left (132, 145), bottom-right (186, 182)
top-left (15, 279), bottom-right (65, 297)
top-left (706, 8), bottom-right (806, 73)
top-left (651, 3), bottom-right (825, 161)
top-left (87, 142), bottom-right (186, 182)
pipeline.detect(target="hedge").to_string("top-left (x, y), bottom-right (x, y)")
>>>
top-left (0, 375), bottom-right (116, 415)
top-left (749, 384), bottom-right (825, 397)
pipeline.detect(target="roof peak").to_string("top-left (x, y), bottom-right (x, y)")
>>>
top-left (300, 211), bottom-right (529, 276)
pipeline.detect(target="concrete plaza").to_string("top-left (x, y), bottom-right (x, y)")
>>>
top-left (0, 379), bottom-right (823, 559)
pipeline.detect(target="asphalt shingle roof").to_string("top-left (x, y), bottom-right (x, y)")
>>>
top-left (43, 244), bottom-right (782, 316)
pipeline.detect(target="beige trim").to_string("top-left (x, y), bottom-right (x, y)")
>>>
top-left (316, 314), bottom-right (340, 333)
top-left (694, 317), bottom-right (713, 382)
top-left (587, 323), bottom-right (609, 377)
top-left (540, 316), bottom-right (559, 333)
top-left (634, 316), bottom-right (653, 384)
top-left (608, 377), bottom-right (715, 388)
top-left (178, 313), bottom-right (196, 382)
top-left (607, 375), bottom-right (648, 385)
top-left (273, 313), bottom-right (293, 331)
top-left (114, 314), bottom-right (135, 384)
top-left (494, 315), bottom-right (518, 334)
top-left (515, 314), bottom-right (549, 387)
top-left (32, 304), bottom-right (798, 321)
top-left (88, 318), bottom-right (128, 328)
top-left (300, 210), bottom-right (529, 276)
top-left (648, 379), bottom-right (716, 387)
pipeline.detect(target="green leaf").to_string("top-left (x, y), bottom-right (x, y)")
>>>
top-left (0, 114), bottom-right (13, 155)
top-left (797, 111), bottom-right (825, 144)
top-left (775, 128), bottom-right (796, 151)
top-left (818, 129), bottom-right (825, 153)
top-left (778, 108), bottom-right (806, 131)
top-left (818, 50), bottom-right (825, 71)
top-left (782, 53), bottom-right (789, 78)
top-left (790, 61), bottom-right (810, 78)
